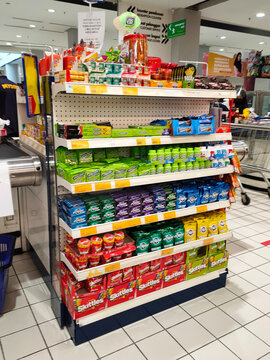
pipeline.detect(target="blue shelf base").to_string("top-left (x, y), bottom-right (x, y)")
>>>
top-left (64, 270), bottom-right (227, 345)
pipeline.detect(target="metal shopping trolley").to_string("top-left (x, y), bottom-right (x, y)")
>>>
top-left (230, 122), bottom-right (270, 205)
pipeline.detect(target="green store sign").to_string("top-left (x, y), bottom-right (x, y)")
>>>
top-left (167, 19), bottom-right (186, 39)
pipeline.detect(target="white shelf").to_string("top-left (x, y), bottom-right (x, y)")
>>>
top-left (76, 269), bottom-right (226, 326)
top-left (52, 83), bottom-right (236, 99)
top-left (61, 232), bottom-right (232, 281)
top-left (57, 166), bottom-right (234, 194)
top-left (59, 200), bottom-right (230, 238)
top-left (20, 134), bottom-right (46, 156)
top-left (55, 133), bottom-right (232, 150)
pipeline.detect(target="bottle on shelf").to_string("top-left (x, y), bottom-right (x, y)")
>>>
top-left (234, 108), bottom-right (240, 124)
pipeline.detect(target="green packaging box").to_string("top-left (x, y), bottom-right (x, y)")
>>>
top-left (186, 257), bottom-right (209, 280)
top-left (208, 251), bottom-right (229, 273)
top-left (77, 149), bottom-right (93, 164)
top-left (63, 168), bottom-right (86, 184)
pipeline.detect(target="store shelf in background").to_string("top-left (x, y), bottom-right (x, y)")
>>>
top-left (76, 269), bottom-right (226, 326)
top-left (59, 200), bottom-right (230, 238)
top-left (20, 134), bottom-right (46, 156)
top-left (0, 129), bottom-right (7, 136)
top-left (61, 232), bottom-right (232, 281)
top-left (57, 166), bottom-right (234, 194)
top-left (52, 83), bottom-right (236, 99)
top-left (55, 133), bottom-right (232, 150)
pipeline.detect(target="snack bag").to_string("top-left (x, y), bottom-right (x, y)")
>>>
top-left (122, 267), bottom-right (135, 282)
top-left (107, 270), bottom-right (122, 287)
top-left (149, 230), bottom-right (162, 251)
top-left (183, 220), bottom-right (197, 242)
top-left (196, 218), bottom-right (209, 239)
top-left (208, 216), bottom-right (219, 236)
top-left (161, 227), bottom-right (174, 248)
top-left (217, 211), bottom-right (228, 234)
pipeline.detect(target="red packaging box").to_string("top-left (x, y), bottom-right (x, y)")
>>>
top-left (162, 264), bottom-right (186, 288)
top-left (107, 280), bottom-right (136, 307)
top-left (61, 278), bottom-right (106, 319)
top-left (136, 270), bottom-right (163, 297)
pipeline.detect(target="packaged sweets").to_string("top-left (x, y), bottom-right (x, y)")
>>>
top-left (137, 262), bottom-right (150, 276)
top-left (114, 231), bottom-right (125, 247)
top-left (183, 221), bottom-right (197, 242)
top-left (217, 211), bottom-right (228, 234)
top-left (103, 234), bottom-right (115, 250)
top-left (89, 254), bottom-right (101, 267)
top-left (77, 238), bottom-right (91, 255)
top-left (90, 236), bottom-right (103, 253)
top-left (77, 149), bottom-right (93, 164)
top-left (174, 224), bottom-right (185, 245)
top-left (149, 231), bottom-right (162, 251)
top-left (86, 276), bottom-right (104, 292)
top-left (75, 255), bottom-right (88, 270)
top-left (208, 216), bottom-right (219, 236)
top-left (122, 267), bottom-right (134, 282)
top-left (107, 270), bottom-right (122, 287)
top-left (150, 259), bottom-right (162, 272)
top-left (161, 227), bottom-right (174, 248)
top-left (196, 218), bottom-right (209, 239)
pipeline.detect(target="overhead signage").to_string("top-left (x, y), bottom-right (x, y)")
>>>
top-left (208, 52), bottom-right (234, 77)
top-left (167, 19), bottom-right (186, 39)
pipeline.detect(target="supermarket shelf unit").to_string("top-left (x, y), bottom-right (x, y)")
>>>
top-left (50, 83), bottom-right (236, 345)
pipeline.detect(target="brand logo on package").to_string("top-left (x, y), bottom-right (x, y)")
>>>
top-left (138, 278), bottom-right (160, 291)
top-left (109, 288), bottom-right (133, 301)
top-left (77, 298), bottom-right (104, 312)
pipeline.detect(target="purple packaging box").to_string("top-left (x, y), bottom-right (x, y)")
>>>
top-left (116, 208), bottom-right (129, 217)
top-left (154, 202), bottom-right (166, 213)
top-left (116, 214), bottom-right (129, 221)
top-left (129, 206), bottom-right (141, 217)
top-left (142, 204), bottom-right (154, 213)
top-left (129, 198), bottom-right (142, 207)
top-left (142, 196), bottom-right (154, 206)
top-left (115, 201), bottom-right (129, 210)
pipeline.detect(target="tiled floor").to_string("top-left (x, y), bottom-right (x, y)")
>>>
top-left (1, 189), bottom-right (270, 359)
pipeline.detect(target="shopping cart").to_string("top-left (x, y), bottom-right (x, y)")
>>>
top-left (230, 123), bottom-right (270, 205)
top-left (0, 234), bottom-right (16, 313)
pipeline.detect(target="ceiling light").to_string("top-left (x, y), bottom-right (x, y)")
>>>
top-left (48, 9), bottom-right (55, 13)
top-left (220, 36), bottom-right (226, 39)
top-left (256, 12), bottom-right (265, 18)
top-left (219, 48), bottom-right (224, 52)
top-left (16, 35), bottom-right (22, 38)
top-left (259, 41), bottom-right (265, 44)
top-left (29, 24), bottom-right (36, 28)
top-left (6, 42), bottom-right (12, 46)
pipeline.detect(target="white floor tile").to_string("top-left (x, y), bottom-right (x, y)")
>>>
top-left (226, 242), bottom-right (247, 256)
top-left (247, 223), bottom-right (270, 233)
top-left (101, 344), bottom-right (145, 360)
top-left (31, 300), bottom-right (56, 324)
top-left (253, 247), bottom-right (270, 260)
top-left (1, 326), bottom-right (46, 360)
top-left (235, 239), bottom-right (262, 250)
top-left (181, 296), bottom-right (214, 317)
top-left (49, 340), bottom-right (97, 360)
top-left (18, 270), bottom-right (44, 288)
top-left (226, 220), bottom-right (242, 230)
top-left (226, 275), bottom-right (257, 296)
top-left (258, 262), bottom-right (270, 276)
top-left (153, 306), bottom-right (190, 328)
top-left (168, 318), bottom-right (214, 353)
top-left (242, 289), bottom-right (270, 313)
top-left (204, 287), bottom-right (237, 306)
top-left (237, 251), bottom-right (268, 267)
top-left (248, 233), bottom-right (270, 244)
top-left (24, 283), bottom-right (51, 304)
top-left (260, 353), bottom-right (270, 360)
top-left (230, 230), bottom-right (247, 240)
top-left (228, 257), bottom-right (252, 274)
top-left (256, 211), bottom-right (270, 220)
top-left (233, 228), bottom-right (258, 238)
top-left (6, 275), bottom-right (21, 293)
top-left (13, 258), bottom-right (37, 275)
top-left (91, 328), bottom-right (132, 357)
top-left (138, 330), bottom-right (186, 360)
top-left (0, 306), bottom-right (36, 337)
top-left (124, 316), bottom-right (163, 342)
top-left (220, 327), bottom-right (270, 360)
top-left (246, 316), bottom-right (270, 345)
top-left (12, 252), bottom-right (31, 263)
top-left (179, 356), bottom-right (193, 360)
top-left (195, 307), bottom-right (240, 337)
top-left (262, 284), bottom-right (270, 294)
top-left (239, 268), bottom-right (270, 287)
top-left (220, 298), bottom-right (263, 325)
top-left (191, 340), bottom-right (239, 360)
top-left (3, 289), bottom-right (28, 313)
top-left (39, 319), bottom-right (70, 347)
top-left (22, 349), bottom-right (51, 360)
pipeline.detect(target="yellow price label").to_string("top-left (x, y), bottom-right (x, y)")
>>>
top-left (162, 248), bottom-right (174, 256)
top-left (136, 139), bottom-right (146, 146)
top-left (152, 138), bottom-right (161, 145)
top-left (87, 268), bottom-right (103, 278)
top-left (115, 179), bottom-right (131, 188)
top-left (80, 226), bottom-right (97, 237)
top-left (74, 184), bottom-right (93, 193)
top-left (112, 218), bottom-right (141, 231)
top-left (105, 263), bottom-right (120, 273)
top-left (197, 205), bottom-right (208, 213)
top-left (90, 84), bottom-right (108, 94)
top-left (145, 214), bottom-right (158, 224)
top-left (72, 85), bottom-right (86, 94)
top-left (94, 182), bottom-right (112, 191)
top-left (203, 237), bottom-right (214, 246)
top-left (122, 87), bottom-right (138, 96)
top-left (163, 211), bottom-right (176, 220)
top-left (71, 140), bottom-right (89, 149)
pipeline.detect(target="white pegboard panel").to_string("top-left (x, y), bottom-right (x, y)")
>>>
top-left (53, 94), bottom-right (211, 127)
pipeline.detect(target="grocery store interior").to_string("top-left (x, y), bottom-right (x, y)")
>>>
top-left (1, 0), bottom-right (270, 359)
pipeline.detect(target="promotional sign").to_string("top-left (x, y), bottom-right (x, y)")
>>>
top-left (78, 11), bottom-right (105, 50)
top-left (118, 1), bottom-right (172, 62)
top-left (208, 52), bottom-right (234, 77)
top-left (0, 162), bottom-right (14, 217)
top-left (22, 53), bottom-right (41, 117)
top-left (167, 19), bottom-right (186, 39)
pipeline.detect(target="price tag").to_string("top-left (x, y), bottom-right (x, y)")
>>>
top-left (94, 182), bottom-right (112, 191)
top-left (136, 139), bottom-right (146, 146)
top-left (163, 211), bottom-right (176, 220)
top-left (72, 85), bottom-right (86, 94)
top-left (152, 138), bottom-right (161, 145)
top-left (162, 248), bottom-right (174, 256)
top-left (87, 268), bottom-right (103, 278)
top-left (145, 214), bottom-right (158, 224)
top-left (115, 179), bottom-right (131, 188)
top-left (203, 237), bottom-right (214, 246)
top-left (122, 87), bottom-right (138, 96)
top-left (112, 218), bottom-right (141, 231)
top-left (105, 263), bottom-right (120, 273)
top-left (80, 226), bottom-right (97, 237)
top-left (197, 205), bottom-right (208, 213)
top-left (71, 140), bottom-right (89, 149)
top-left (74, 184), bottom-right (93, 193)
top-left (90, 84), bottom-right (108, 94)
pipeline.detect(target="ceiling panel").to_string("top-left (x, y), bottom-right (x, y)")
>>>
top-left (119, 0), bottom-right (201, 10)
